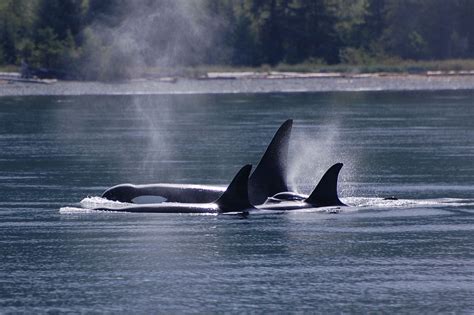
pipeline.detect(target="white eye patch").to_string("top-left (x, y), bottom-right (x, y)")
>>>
top-left (132, 195), bottom-right (168, 204)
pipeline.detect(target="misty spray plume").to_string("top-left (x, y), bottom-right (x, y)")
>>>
top-left (288, 123), bottom-right (357, 197)
top-left (80, 0), bottom-right (224, 81)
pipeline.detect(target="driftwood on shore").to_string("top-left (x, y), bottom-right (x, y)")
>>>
top-left (0, 72), bottom-right (56, 84)
top-left (2, 69), bottom-right (474, 85)
top-left (200, 70), bottom-right (474, 80)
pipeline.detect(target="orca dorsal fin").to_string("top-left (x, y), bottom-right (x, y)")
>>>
top-left (248, 119), bottom-right (292, 204)
top-left (216, 164), bottom-right (254, 213)
top-left (305, 163), bottom-right (346, 207)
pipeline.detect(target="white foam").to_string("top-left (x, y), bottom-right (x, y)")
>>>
top-left (79, 196), bottom-right (132, 210)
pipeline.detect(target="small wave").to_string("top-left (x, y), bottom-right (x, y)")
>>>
top-left (59, 206), bottom-right (98, 214)
top-left (288, 206), bottom-right (349, 214)
top-left (342, 197), bottom-right (474, 210)
top-left (250, 206), bottom-right (352, 215)
top-left (58, 196), bottom-right (134, 214)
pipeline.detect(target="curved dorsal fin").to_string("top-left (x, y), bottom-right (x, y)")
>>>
top-left (216, 164), bottom-right (254, 213)
top-left (248, 119), bottom-right (292, 204)
top-left (305, 163), bottom-right (345, 207)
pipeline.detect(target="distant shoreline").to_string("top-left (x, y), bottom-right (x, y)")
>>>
top-left (1, 72), bottom-right (474, 96)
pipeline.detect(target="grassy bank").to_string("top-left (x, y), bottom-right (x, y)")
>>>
top-left (274, 59), bottom-right (474, 74)
top-left (0, 65), bottom-right (20, 73)
top-left (179, 59), bottom-right (474, 78)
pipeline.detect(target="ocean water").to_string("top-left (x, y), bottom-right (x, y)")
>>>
top-left (0, 91), bottom-right (473, 313)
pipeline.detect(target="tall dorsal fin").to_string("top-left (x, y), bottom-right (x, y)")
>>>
top-left (248, 119), bottom-right (292, 204)
top-left (216, 164), bottom-right (254, 213)
top-left (305, 163), bottom-right (346, 207)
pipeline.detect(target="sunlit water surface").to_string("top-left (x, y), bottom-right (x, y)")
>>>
top-left (1, 91), bottom-right (473, 313)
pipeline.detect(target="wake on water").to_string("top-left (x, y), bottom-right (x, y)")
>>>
top-left (58, 196), bottom-right (474, 215)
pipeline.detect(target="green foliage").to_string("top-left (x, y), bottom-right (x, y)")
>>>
top-left (339, 47), bottom-right (372, 65)
top-left (36, 0), bottom-right (85, 40)
top-left (0, 0), bottom-right (38, 64)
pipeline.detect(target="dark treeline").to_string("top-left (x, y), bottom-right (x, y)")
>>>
top-left (1, 0), bottom-right (474, 80)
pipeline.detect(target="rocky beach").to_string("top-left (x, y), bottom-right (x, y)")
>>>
top-left (1, 72), bottom-right (474, 96)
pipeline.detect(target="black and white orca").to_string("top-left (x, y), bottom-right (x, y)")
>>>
top-left (94, 165), bottom-right (254, 214)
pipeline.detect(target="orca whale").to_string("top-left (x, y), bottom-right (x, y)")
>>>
top-left (257, 163), bottom-right (346, 211)
top-left (102, 119), bottom-right (292, 205)
top-left (93, 164), bottom-right (345, 214)
top-left (93, 165), bottom-right (254, 214)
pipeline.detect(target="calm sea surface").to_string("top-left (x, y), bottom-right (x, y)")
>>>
top-left (0, 91), bottom-right (473, 313)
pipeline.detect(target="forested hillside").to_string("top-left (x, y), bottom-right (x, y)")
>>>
top-left (1, 0), bottom-right (473, 80)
